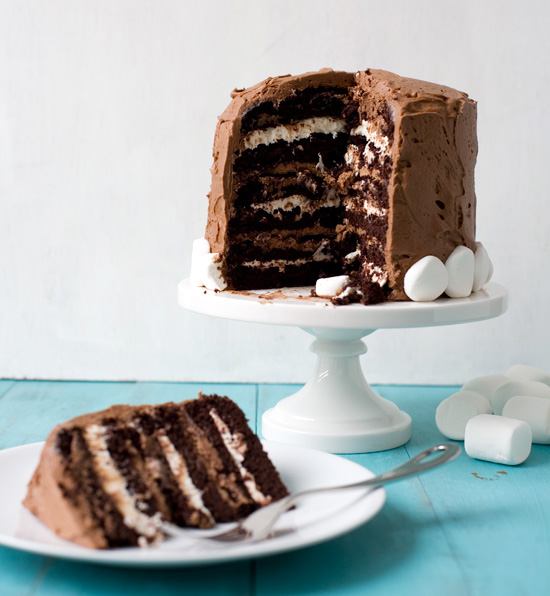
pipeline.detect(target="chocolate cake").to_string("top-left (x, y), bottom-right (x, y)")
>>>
top-left (200, 68), bottom-right (480, 304)
top-left (23, 394), bottom-right (288, 549)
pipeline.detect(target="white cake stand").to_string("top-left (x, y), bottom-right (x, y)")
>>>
top-left (178, 280), bottom-right (508, 453)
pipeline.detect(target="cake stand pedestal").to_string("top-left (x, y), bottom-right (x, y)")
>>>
top-left (178, 280), bottom-right (507, 453)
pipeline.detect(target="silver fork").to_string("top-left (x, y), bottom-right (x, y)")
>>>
top-left (160, 443), bottom-right (460, 544)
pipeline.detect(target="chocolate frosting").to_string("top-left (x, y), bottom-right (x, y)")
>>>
top-left (355, 69), bottom-right (477, 297)
top-left (205, 68), bottom-right (477, 299)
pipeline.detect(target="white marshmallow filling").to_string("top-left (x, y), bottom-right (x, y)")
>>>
top-left (243, 117), bottom-right (346, 151)
top-left (208, 409), bottom-right (271, 506)
top-left (84, 425), bottom-right (163, 543)
top-left (156, 432), bottom-right (214, 524)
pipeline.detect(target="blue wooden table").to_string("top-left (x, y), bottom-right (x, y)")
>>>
top-left (1, 380), bottom-right (548, 596)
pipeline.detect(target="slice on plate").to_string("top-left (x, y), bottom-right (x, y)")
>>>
top-left (23, 394), bottom-right (288, 549)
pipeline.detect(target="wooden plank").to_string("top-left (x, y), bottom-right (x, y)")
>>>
top-left (0, 381), bottom-right (257, 596)
top-left (0, 547), bottom-right (252, 596)
top-left (0, 381), bottom-right (138, 450)
top-left (0, 380), bottom-right (15, 400)
top-left (255, 384), bottom-right (469, 596)
top-left (31, 560), bottom-right (251, 596)
top-left (395, 385), bottom-right (550, 596)
top-left (255, 383), bottom-right (299, 438)
top-left (0, 381), bottom-right (256, 450)
top-left (0, 546), bottom-right (51, 596)
top-left (109, 381), bottom-right (258, 431)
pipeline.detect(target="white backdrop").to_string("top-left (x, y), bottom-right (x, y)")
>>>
top-left (1, 0), bottom-right (549, 384)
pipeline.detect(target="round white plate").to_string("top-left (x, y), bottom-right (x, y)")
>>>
top-left (178, 279), bottom-right (508, 330)
top-left (0, 441), bottom-right (385, 567)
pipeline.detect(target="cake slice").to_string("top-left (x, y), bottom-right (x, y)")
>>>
top-left (23, 394), bottom-right (288, 549)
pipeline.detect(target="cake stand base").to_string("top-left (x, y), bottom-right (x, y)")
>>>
top-left (178, 280), bottom-right (507, 454)
top-left (262, 328), bottom-right (411, 453)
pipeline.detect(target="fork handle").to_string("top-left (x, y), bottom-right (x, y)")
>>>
top-left (288, 443), bottom-right (461, 504)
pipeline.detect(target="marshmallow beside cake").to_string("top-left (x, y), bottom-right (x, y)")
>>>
top-left (23, 394), bottom-right (288, 548)
top-left (192, 68), bottom-right (493, 304)
top-left (436, 365), bottom-right (550, 465)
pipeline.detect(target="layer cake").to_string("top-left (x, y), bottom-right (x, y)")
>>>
top-left (201, 68), bottom-right (481, 304)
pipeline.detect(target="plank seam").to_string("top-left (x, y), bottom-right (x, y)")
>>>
top-left (28, 558), bottom-right (53, 596)
top-left (254, 384), bottom-right (259, 434)
top-left (251, 557), bottom-right (257, 596)
top-left (250, 385), bottom-right (258, 596)
top-left (405, 443), bottom-right (474, 596)
top-left (0, 381), bottom-right (16, 402)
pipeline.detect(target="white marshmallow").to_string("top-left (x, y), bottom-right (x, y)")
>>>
top-left (344, 250), bottom-right (360, 263)
top-left (506, 364), bottom-right (550, 387)
top-left (492, 380), bottom-right (550, 415)
top-left (404, 256), bottom-right (448, 302)
top-left (315, 275), bottom-right (350, 298)
top-left (199, 253), bottom-right (227, 291)
top-left (444, 246), bottom-right (475, 298)
top-left (435, 390), bottom-right (491, 440)
top-left (462, 374), bottom-right (510, 406)
top-left (472, 242), bottom-right (493, 292)
top-left (189, 238), bottom-right (211, 287)
top-left (502, 396), bottom-right (550, 444)
top-left (487, 257), bottom-right (494, 284)
top-left (465, 414), bottom-right (531, 465)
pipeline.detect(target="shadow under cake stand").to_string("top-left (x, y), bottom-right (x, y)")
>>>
top-left (178, 280), bottom-right (508, 454)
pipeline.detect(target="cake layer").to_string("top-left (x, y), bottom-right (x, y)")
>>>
top-left (225, 235), bottom-right (338, 261)
top-left (225, 260), bottom-right (342, 290)
top-left (234, 172), bottom-right (326, 207)
top-left (234, 133), bottom-right (349, 172)
top-left (240, 85), bottom-right (351, 133)
top-left (228, 201), bottom-right (344, 232)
